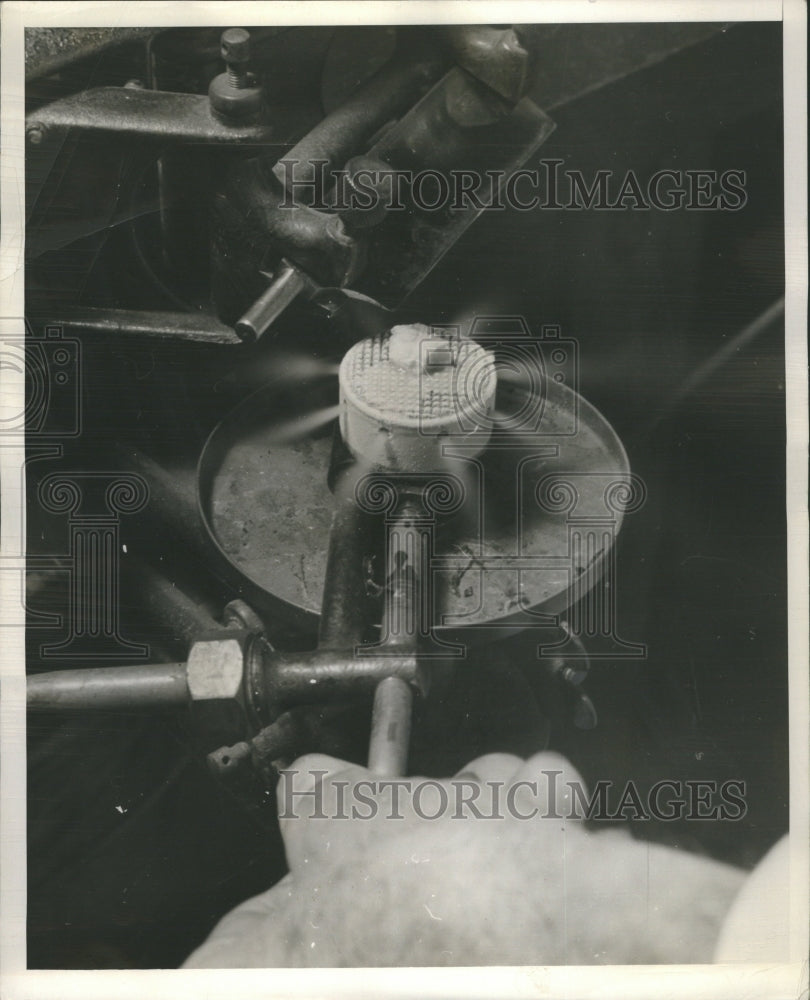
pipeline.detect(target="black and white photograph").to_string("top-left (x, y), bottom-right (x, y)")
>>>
top-left (1, 2), bottom-right (807, 997)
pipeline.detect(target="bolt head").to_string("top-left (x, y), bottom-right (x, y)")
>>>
top-left (221, 27), bottom-right (251, 64)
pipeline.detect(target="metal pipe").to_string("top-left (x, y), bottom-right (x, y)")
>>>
top-left (27, 662), bottom-right (189, 711)
top-left (272, 41), bottom-right (447, 195)
top-left (235, 263), bottom-right (310, 342)
top-left (125, 556), bottom-right (221, 646)
top-left (368, 675), bottom-right (413, 776)
top-left (318, 497), bottom-right (372, 649)
top-left (365, 497), bottom-right (428, 774)
top-left (379, 497), bottom-right (429, 651)
top-left (269, 649), bottom-right (422, 705)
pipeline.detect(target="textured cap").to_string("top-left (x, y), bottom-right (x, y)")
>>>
top-left (339, 324), bottom-right (496, 471)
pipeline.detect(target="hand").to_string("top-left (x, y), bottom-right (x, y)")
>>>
top-left (184, 752), bottom-right (745, 968)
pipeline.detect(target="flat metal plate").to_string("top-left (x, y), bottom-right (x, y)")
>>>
top-left (198, 374), bottom-right (630, 639)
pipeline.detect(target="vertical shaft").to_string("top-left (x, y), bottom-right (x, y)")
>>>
top-left (367, 496), bottom-right (426, 775)
top-left (367, 675), bottom-right (413, 777)
top-left (318, 498), bottom-right (370, 649)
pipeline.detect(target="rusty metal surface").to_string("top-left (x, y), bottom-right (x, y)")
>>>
top-left (198, 375), bottom-right (629, 641)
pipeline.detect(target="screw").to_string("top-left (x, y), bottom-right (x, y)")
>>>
top-left (221, 28), bottom-right (251, 89)
top-left (123, 79), bottom-right (145, 90)
top-left (26, 124), bottom-right (46, 145)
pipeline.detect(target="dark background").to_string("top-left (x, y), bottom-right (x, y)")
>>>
top-left (24, 22), bottom-right (786, 967)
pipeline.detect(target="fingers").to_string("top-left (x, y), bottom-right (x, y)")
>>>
top-left (275, 754), bottom-right (366, 819)
top-left (276, 750), bottom-right (591, 877)
top-left (276, 754), bottom-right (370, 872)
top-left (455, 752), bottom-right (524, 784)
top-left (508, 751), bottom-right (589, 821)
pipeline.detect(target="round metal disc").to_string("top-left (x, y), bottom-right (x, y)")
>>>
top-left (197, 374), bottom-right (631, 641)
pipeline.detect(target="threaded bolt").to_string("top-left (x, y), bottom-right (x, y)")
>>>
top-left (221, 28), bottom-right (251, 90)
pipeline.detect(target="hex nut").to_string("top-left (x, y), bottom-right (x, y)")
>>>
top-left (187, 636), bottom-right (245, 702)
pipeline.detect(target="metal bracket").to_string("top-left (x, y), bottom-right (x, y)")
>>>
top-left (27, 87), bottom-right (276, 144)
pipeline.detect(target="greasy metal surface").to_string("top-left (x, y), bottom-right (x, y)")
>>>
top-left (28, 88), bottom-right (277, 144)
top-left (50, 307), bottom-right (241, 344)
top-left (198, 374), bottom-right (629, 639)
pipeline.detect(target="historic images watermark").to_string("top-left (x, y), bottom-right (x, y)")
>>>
top-left (278, 770), bottom-right (748, 822)
top-left (1, 320), bottom-right (150, 657)
top-left (277, 159), bottom-right (748, 215)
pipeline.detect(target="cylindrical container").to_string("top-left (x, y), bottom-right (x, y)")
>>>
top-left (338, 323), bottom-right (497, 472)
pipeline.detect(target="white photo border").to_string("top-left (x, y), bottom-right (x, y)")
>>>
top-left (1, 2), bottom-right (806, 998)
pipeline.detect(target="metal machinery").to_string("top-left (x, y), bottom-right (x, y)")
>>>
top-left (22, 23), bottom-right (787, 967)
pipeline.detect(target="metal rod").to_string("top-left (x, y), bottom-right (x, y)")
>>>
top-left (235, 263), bottom-right (310, 341)
top-left (318, 498), bottom-right (371, 649)
top-left (47, 307), bottom-right (241, 345)
top-left (380, 497), bottom-right (428, 651)
top-left (125, 556), bottom-right (221, 646)
top-left (269, 650), bottom-right (422, 705)
top-left (367, 675), bottom-right (414, 776)
top-left (272, 43), bottom-right (447, 195)
top-left (365, 497), bottom-right (427, 775)
top-left (28, 87), bottom-right (276, 143)
top-left (27, 663), bottom-right (189, 712)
